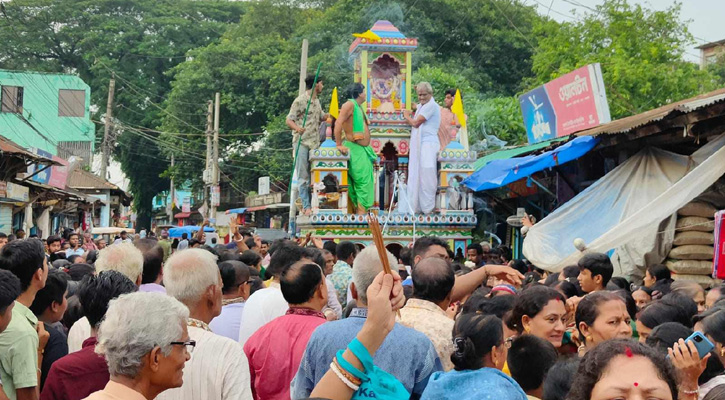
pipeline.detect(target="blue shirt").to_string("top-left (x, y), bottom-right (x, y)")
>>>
top-left (290, 308), bottom-right (443, 398)
top-left (209, 302), bottom-right (245, 341)
top-left (421, 367), bottom-right (527, 400)
top-left (65, 248), bottom-right (84, 257)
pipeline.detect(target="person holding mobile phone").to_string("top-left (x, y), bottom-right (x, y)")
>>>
top-left (668, 334), bottom-right (713, 400)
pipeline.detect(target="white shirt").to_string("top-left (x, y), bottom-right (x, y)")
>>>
top-left (237, 284), bottom-right (288, 345)
top-left (112, 238), bottom-right (132, 245)
top-left (177, 239), bottom-right (189, 251)
top-left (67, 316), bottom-right (91, 353)
top-left (346, 281), bottom-right (354, 306)
top-left (325, 277), bottom-right (342, 319)
top-left (209, 302), bottom-right (245, 341)
top-left (416, 98), bottom-right (442, 144)
top-left (156, 326), bottom-right (253, 400)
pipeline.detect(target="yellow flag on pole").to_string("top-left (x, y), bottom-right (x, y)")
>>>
top-left (353, 30), bottom-right (381, 43)
top-left (451, 89), bottom-right (466, 128)
top-left (330, 87), bottom-right (339, 119)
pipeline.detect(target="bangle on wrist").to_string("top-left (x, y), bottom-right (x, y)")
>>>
top-left (330, 361), bottom-right (360, 391)
top-left (681, 388), bottom-right (698, 395)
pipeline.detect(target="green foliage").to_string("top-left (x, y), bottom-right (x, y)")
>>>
top-left (707, 53), bottom-right (725, 86)
top-left (160, 0), bottom-right (546, 195)
top-left (0, 0), bottom-right (245, 228)
top-left (530, 0), bottom-right (717, 119)
top-left (412, 65), bottom-right (474, 100)
top-left (467, 96), bottom-right (526, 146)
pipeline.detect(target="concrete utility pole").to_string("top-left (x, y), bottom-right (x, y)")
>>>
top-left (168, 153), bottom-right (175, 222)
top-left (100, 76), bottom-right (115, 180)
top-left (211, 92), bottom-right (220, 221)
top-left (205, 100), bottom-right (213, 211)
top-left (288, 39), bottom-right (308, 236)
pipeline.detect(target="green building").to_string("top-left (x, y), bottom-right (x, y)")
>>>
top-left (0, 70), bottom-right (94, 163)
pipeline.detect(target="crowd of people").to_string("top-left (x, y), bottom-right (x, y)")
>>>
top-left (1, 223), bottom-right (725, 400)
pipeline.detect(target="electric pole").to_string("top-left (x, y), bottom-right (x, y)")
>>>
top-left (288, 39), bottom-right (308, 236)
top-left (204, 100), bottom-right (213, 212)
top-left (211, 92), bottom-right (220, 221)
top-left (100, 76), bottom-right (115, 180)
top-left (168, 153), bottom-right (175, 222)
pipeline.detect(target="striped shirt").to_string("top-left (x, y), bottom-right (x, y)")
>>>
top-left (155, 326), bottom-right (252, 400)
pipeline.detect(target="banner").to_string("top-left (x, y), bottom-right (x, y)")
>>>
top-left (258, 177), bottom-right (270, 196)
top-left (520, 64), bottom-right (611, 144)
top-left (714, 210), bottom-right (725, 279)
top-left (26, 149), bottom-right (70, 189)
top-left (211, 186), bottom-right (220, 207)
top-left (47, 156), bottom-right (69, 189)
top-left (0, 181), bottom-right (30, 202)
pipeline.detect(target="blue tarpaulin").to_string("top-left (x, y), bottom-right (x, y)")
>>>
top-left (168, 226), bottom-right (215, 239)
top-left (225, 208), bottom-right (247, 214)
top-left (463, 136), bottom-right (599, 191)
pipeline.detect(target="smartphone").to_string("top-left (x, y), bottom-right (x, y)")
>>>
top-left (686, 332), bottom-right (715, 358)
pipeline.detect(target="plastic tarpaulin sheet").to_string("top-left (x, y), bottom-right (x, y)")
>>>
top-left (523, 132), bottom-right (725, 279)
top-left (168, 226), bottom-right (215, 239)
top-left (463, 136), bottom-right (599, 191)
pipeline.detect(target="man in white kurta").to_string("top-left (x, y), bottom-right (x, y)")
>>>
top-left (158, 248), bottom-right (252, 400)
top-left (404, 82), bottom-right (441, 214)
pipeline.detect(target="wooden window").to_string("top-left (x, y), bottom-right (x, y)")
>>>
top-left (1, 86), bottom-right (23, 113)
top-left (58, 89), bottom-right (85, 117)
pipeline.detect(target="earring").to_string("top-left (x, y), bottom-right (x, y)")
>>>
top-left (721, 348), bottom-right (724, 357)
top-left (524, 327), bottom-right (531, 334)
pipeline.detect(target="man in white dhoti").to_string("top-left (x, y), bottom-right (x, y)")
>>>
top-left (403, 82), bottom-right (441, 214)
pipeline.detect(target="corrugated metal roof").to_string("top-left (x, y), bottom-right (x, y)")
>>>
top-left (575, 87), bottom-right (725, 137)
top-left (67, 169), bottom-right (119, 190)
top-left (0, 135), bottom-right (61, 165)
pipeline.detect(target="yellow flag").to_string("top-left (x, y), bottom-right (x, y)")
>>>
top-left (353, 30), bottom-right (381, 43)
top-left (451, 89), bottom-right (467, 128)
top-left (330, 87), bottom-right (339, 119)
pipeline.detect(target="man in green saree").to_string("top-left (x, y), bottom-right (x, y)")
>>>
top-left (334, 83), bottom-right (376, 215)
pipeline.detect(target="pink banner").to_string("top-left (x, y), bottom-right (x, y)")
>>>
top-left (47, 156), bottom-right (69, 189)
top-left (544, 65), bottom-right (601, 136)
top-left (715, 210), bottom-right (725, 279)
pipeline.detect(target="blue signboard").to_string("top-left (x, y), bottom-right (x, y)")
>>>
top-left (519, 86), bottom-right (557, 144)
top-left (27, 148), bottom-right (53, 185)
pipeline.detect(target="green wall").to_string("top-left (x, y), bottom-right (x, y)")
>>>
top-left (0, 70), bottom-right (93, 155)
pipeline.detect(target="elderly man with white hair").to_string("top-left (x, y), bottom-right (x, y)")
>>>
top-left (67, 242), bottom-right (144, 352)
top-left (84, 292), bottom-right (191, 400)
top-left (291, 245), bottom-right (443, 399)
top-left (403, 81), bottom-right (441, 215)
top-left (156, 248), bottom-right (252, 400)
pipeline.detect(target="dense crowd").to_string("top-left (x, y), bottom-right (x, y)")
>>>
top-left (0, 224), bottom-right (724, 400)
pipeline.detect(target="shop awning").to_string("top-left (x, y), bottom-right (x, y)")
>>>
top-left (473, 137), bottom-right (570, 171)
top-left (247, 205), bottom-right (266, 212)
top-left (463, 136), bottom-right (600, 192)
top-left (225, 207), bottom-right (247, 214)
top-left (174, 212), bottom-right (192, 219)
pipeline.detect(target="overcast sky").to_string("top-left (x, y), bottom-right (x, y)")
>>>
top-left (531, 0), bottom-right (723, 63)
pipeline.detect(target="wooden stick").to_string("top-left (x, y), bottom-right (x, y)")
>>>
top-left (368, 212), bottom-right (401, 318)
top-left (368, 212), bottom-right (392, 276)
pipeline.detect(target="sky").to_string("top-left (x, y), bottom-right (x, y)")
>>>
top-left (530, 0), bottom-right (724, 63)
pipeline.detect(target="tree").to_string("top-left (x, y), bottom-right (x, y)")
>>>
top-left (467, 96), bottom-right (526, 146)
top-left (530, 0), bottom-right (717, 119)
top-left (0, 0), bottom-right (246, 229)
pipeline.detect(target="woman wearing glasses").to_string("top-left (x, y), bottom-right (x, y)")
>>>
top-left (85, 292), bottom-right (192, 400)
